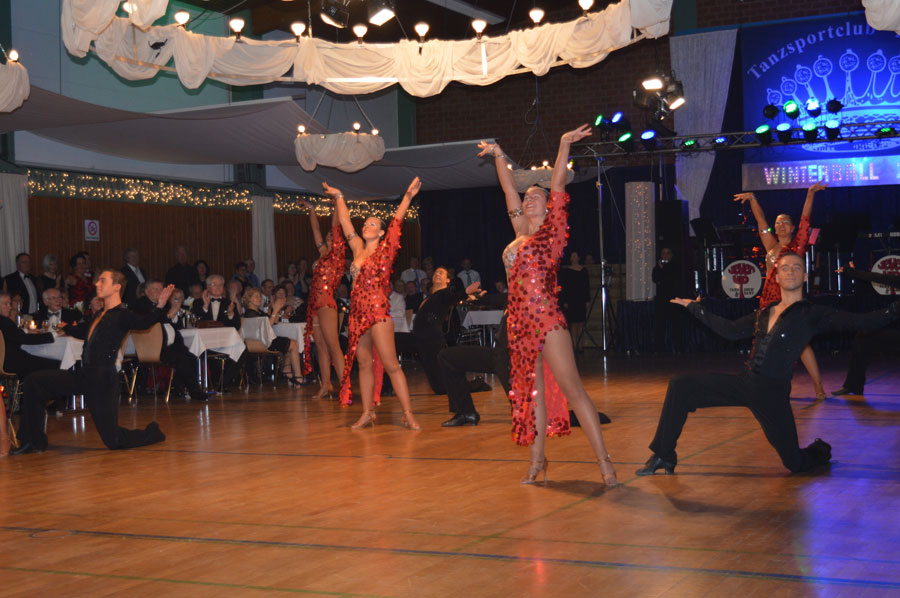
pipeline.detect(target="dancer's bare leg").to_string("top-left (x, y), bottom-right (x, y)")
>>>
top-left (800, 344), bottom-right (826, 400)
top-left (542, 328), bottom-right (617, 483)
top-left (529, 357), bottom-right (548, 473)
top-left (350, 330), bottom-right (377, 428)
top-left (287, 339), bottom-right (302, 380)
top-left (370, 320), bottom-right (419, 429)
top-left (570, 322), bottom-right (584, 351)
top-left (318, 307), bottom-right (345, 381)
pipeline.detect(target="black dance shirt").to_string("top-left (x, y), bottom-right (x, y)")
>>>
top-left (66, 304), bottom-right (164, 368)
top-left (687, 299), bottom-right (900, 379)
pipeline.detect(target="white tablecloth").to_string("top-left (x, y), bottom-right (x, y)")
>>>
top-left (462, 310), bottom-right (504, 327)
top-left (273, 322), bottom-right (306, 351)
top-left (182, 327), bottom-right (246, 362)
top-left (22, 335), bottom-right (83, 370)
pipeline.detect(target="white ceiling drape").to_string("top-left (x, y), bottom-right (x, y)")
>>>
top-left (862, 0), bottom-right (900, 33)
top-left (58, 0), bottom-right (673, 97)
top-left (0, 61), bottom-right (30, 113)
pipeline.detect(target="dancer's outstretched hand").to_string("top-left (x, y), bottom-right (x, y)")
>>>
top-left (322, 182), bottom-right (342, 198)
top-left (670, 296), bottom-right (701, 308)
top-left (404, 177), bottom-right (422, 199)
top-left (477, 140), bottom-right (503, 158)
top-left (807, 180), bottom-right (827, 194)
top-left (733, 192), bottom-right (756, 204)
top-left (561, 124), bottom-right (592, 144)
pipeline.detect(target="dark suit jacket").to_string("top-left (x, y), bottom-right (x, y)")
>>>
top-left (191, 296), bottom-right (240, 329)
top-left (0, 316), bottom-right (54, 376)
top-left (135, 296), bottom-right (184, 347)
top-left (65, 304), bottom-right (164, 368)
top-left (3, 271), bottom-right (41, 314)
top-left (33, 306), bottom-right (82, 328)
top-left (120, 265), bottom-right (148, 308)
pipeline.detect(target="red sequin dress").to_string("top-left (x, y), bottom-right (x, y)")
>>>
top-left (338, 217), bottom-right (403, 406)
top-left (504, 191), bottom-right (571, 446)
top-left (302, 225), bottom-right (347, 375)
top-left (758, 215), bottom-right (810, 309)
top-left (67, 275), bottom-right (93, 307)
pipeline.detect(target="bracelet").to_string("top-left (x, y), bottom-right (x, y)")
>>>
top-left (346, 232), bottom-right (357, 241)
top-left (508, 207), bottom-right (523, 218)
top-left (316, 241), bottom-right (325, 248)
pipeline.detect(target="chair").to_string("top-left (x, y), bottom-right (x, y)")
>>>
top-left (0, 331), bottom-right (24, 448)
top-left (128, 324), bottom-right (175, 403)
top-left (241, 319), bottom-right (283, 388)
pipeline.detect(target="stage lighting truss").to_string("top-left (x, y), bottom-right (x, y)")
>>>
top-left (568, 120), bottom-right (900, 159)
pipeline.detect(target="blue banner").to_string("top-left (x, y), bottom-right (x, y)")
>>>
top-left (741, 13), bottom-right (900, 163)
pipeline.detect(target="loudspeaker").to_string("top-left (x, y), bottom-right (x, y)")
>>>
top-left (655, 200), bottom-right (691, 296)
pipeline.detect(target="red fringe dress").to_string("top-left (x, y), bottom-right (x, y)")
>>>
top-left (504, 190), bottom-right (572, 446)
top-left (338, 217), bottom-right (403, 406)
top-left (758, 215), bottom-right (810, 309)
top-left (302, 225), bottom-right (347, 375)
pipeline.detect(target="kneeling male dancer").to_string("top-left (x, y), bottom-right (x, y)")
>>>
top-left (637, 252), bottom-right (900, 475)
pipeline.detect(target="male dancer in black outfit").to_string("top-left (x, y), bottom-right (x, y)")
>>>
top-left (637, 252), bottom-right (900, 476)
top-left (12, 270), bottom-right (173, 454)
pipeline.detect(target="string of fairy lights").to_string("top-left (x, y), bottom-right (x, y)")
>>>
top-left (26, 169), bottom-right (418, 220)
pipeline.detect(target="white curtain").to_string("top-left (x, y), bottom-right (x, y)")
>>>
top-left (863, 0), bottom-right (900, 33)
top-left (60, 0), bottom-right (673, 97)
top-left (0, 173), bottom-right (30, 277)
top-left (251, 195), bottom-right (277, 284)
top-left (625, 181), bottom-right (655, 301)
top-left (294, 132), bottom-right (386, 173)
top-left (672, 28), bottom-right (738, 221)
top-left (0, 61), bottom-right (30, 113)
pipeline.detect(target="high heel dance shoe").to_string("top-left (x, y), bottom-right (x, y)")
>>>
top-left (350, 411), bottom-right (376, 429)
top-left (521, 457), bottom-right (549, 486)
top-left (598, 455), bottom-right (618, 487)
top-left (401, 410), bottom-right (421, 431)
top-left (314, 386), bottom-right (336, 400)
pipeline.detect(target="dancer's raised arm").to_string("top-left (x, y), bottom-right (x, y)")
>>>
top-left (301, 199), bottom-right (329, 258)
top-left (478, 140), bottom-right (525, 235)
top-left (322, 183), bottom-right (363, 254)
top-left (734, 192), bottom-right (777, 252)
top-left (801, 181), bottom-right (826, 221)
top-left (551, 124), bottom-right (591, 194)
top-left (393, 177), bottom-right (422, 222)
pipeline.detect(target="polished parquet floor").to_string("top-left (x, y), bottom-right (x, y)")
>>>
top-left (2, 352), bottom-right (899, 597)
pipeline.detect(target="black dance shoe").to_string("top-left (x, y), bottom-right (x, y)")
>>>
top-left (441, 412), bottom-right (481, 427)
top-left (832, 387), bottom-right (862, 397)
top-left (635, 454), bottom-right (676, 476)
top-left (189, 389), bottom-right (211, 402)
top-left (808, 438), bottom-right (832, 462)
top-left (11, 442), bottom-right (46, 455)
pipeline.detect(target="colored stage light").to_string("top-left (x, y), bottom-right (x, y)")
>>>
top-left (877, 126), bottom-right (897, 138)
top-left (783, 100), bottom-right (800, 119)
top-left (776, 123), bottom-right (793, 142)
top-left (763, 104), bottom-right (779, 119)
top-left (682, 138), bottom-right (698, 149)
top-left (594, 114), bottom-right (605, 127)
top-left (756, 124), bottom-right (772, 145)
top-left (640, 129), bottom-right (657, 150)
top-left (805, 99), bottom-right (821, 118)
top-left (617, 131), bottom-right (634, 151)
top-left (824, 120), bottom-right (841, 140)
top-left (826, 99), bottom-right (844, 114)
top-left (712, 136), bottom-right (727, 146)
top-left (802, 122), bottom-right (818, 142)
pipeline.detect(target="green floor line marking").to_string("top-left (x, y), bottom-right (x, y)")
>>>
top-left (0, 566), bottom-right (392, 597)
top-left (679, 430), bottom-right (757, 462)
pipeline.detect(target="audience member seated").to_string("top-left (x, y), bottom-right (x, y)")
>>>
top-left (66, 253), bottom-right (94, 308)
top-left (120, 248), bottom-right (147, 309)
top-left (194, 260), bottom-right (210, 289)
top-left (33, 288), bottom-right (82, 329)
top-left (192, 274), bottom-right (244, 389)
top-left (281, 282), bottom-right (304, 321)
top-left (389, 279), bottom-right (409, 333)
top-left (0, 291), bottom-right (59, 378)
top-left (226, 279), bottom-right (245, 317)
top-left (38, 254), bottom-right (64, 298)
top-left (261, 279), bottom-right (275, 310)
top-left (400, 256), bottom-right (427, 293)
top-left (165, 245), bottom-right (199, 295)
top-left (245, 258), bottom-right (261, 289)
top-left (184, 283), bottom-right (203, 310)
top-left (3, 253), bottom-right (40, 315)
top-left (232, 262), bottom-right (250, 290)
top-left (404, 280), bottom-right (423, 322)
top-left (457, 257), bottom-right (481, 287)
top-left (242, 288), bottom-right (303, 386)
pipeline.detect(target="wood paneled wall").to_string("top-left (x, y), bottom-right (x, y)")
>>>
top-left (28, 197), bottom-right (421, 283)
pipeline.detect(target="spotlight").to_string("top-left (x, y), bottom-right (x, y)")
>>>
top-left (633, 88), bottom-right (658, 111)
top-left (7, 49), bottom-right (19, 62)
top-left (712, 136), bottom-right (727, 147)
top-left (756, 124), bottom-right (773, 145)
top-left (229, 17), bottom-right (245, 38)
top-left (802, 122), bottom-right (818, 141)
top-left (611, 111), bottom-right (625, 125)
top-left (367, 0), bottom-right (395, 27)
top-left (617, 131), bottom-right (634, 152)
top-left (371, 128), bottom-right (379, 136)
top-left (353, 24), bottom-right (368, 43)
top-left (352, 122), bottom-right (361, 132)
top-left (783, 100), bottom-right (800, 119)
top-left (415, 22), bottom-right (429, 41)
top-left (642, 75), bottom-right (664, 91)
top-left (297, 124), bottom-right (307, 134)
top-left (762, 104), bottom-right (780, 119)
top-left (529, 7), bottom-right (544, 24)
top-left (174, 10), bottom-right (190, 26)
top-left (824, 119), bottom-right (841, 140)
top-left (321, 0), bottom-right (351, 28)
top-left (877, 126), bottom-right (897, 138)
top-left (776, 123), bottom-right (793, 142)
top-left (682, 138), bottom-right (698, 149)
top-left (593, 114), bottom-right (605, 127)
top-left (579, 0), bottom-right (594, 16)
top-left (611, 112), bottom-right (631, 139)
top-left (826, 98), bottom-right (844, 114)
top-left (472, 19), bottom-right (487, 38)
top-left (805, 98), bottom-right (821, 118)
top-left (640, 129), bottom-right (657, 150)
top-left (664, 79), bottom-right (685, 110)
top-left (291, 21), bottom-right (307, 39)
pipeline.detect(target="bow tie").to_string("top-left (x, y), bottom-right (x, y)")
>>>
top-left (49, 311), bottom-right (61, 318)
top-left (210, 297), bottom-right (223, 302)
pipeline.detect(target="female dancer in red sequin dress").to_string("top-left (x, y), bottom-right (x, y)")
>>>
top-left (478, 125), bottom-right (617, 486)
top-left (300, 199), bottom-right (347, 400)
top-left (322, 178), bottom-right (422, 431)
top-left (734, 181), bottom-right (827, 399)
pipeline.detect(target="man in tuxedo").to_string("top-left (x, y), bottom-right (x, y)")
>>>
top-left (136, 281), bottom-right (207, 401)
top-left (165, 245), bottom-right (198, 295)
top-left (191, 274), bottom-right (244, 388)
top-left (3, 252), bottom-right (40, 315)
top-left (33, 288), bottom-right (82, 329)
top-left (120, 248), bottom-right (147, 308)
top-left (13, 270), bottom-right (170, 454)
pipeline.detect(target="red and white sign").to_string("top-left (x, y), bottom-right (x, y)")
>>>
top-left (84, 219), bottom-right (100, 242)
top-left (722, 260), bottom-right (762, 299)
top-left (872, 255), bottom-right (900, 296)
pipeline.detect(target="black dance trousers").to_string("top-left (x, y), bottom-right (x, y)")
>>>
top-left (437, 345), bottom-right (510, 415)
top-left (20, 367), bottom-right (165, 450)
top-left (415, 331), bottom-right (447, 395)
top-left (841, 329), bottom-right (900, 393)
top-left (648, 372), bottom-right (828, 473)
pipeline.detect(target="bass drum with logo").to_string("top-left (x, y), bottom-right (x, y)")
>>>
top-left (721, 260), bottom-right (763, 299)
top-left (871, 255), bottom-right (900, 296)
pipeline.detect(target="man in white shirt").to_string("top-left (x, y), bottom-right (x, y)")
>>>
top-left (389, 279), bottom-right (409, 332)
top-left (457, 258), bottom-right (481, 287)
top-left (400, 256), bottom-right (427, 293)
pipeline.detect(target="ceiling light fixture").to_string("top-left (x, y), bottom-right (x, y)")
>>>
top-left (229, 17), bottom-right (245, 39)
top-left (174, 10), bottom-right (190, 27)
top-left (7, 49), bottom-right (19, 62)
top-left (579, 0), bottom-right (594, 16)
top-left (529, 7), bottom-right (544, 24)
top-left (121, 1), bottom-right (135, 14)
top-left (291, 21), bottom-right (306, 40)
top-left (321, 0), bottom-right (351, 29)
top-left (472, 19), bottom-right (487, 39)
top-left (415, 21), bottom-right (429, 42)
top-left (368, 0), bottom-right (396, 27)
top-left (353, 24), bottom-right (368, 44)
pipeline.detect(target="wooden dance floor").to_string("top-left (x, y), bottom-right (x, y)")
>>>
top-left (2, 353), bottom-right (899, 597)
